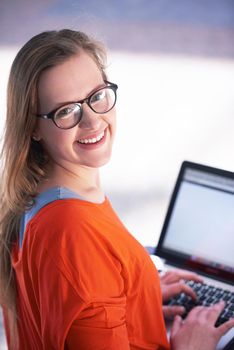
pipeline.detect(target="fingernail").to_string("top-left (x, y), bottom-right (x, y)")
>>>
top-left (179, 306), bottom-right (186, 313)
top-left (175, 315), bottom-right (182, 321)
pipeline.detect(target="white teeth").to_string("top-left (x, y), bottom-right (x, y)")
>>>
top-left (78, 131), bottom-right (105, 144)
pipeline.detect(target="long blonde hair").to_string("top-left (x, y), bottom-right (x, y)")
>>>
top-left (0, 29), bottom-right (107, 347)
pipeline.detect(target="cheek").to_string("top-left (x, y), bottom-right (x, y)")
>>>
top-left (39, 124), bottom-right (75, 157)
top-left (102, 109), bottom-right (116, 131)
top-left (110, 111), bottom-right (117, 139)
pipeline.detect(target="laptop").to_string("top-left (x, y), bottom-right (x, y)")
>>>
top-left (153, 161), bottom-right (234, 350)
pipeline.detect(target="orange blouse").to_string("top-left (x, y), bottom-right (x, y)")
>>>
top-left (8, 197), bottom-right (169, 349)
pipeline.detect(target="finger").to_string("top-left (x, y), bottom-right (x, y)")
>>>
top-left (163, 305), bottom-right (185, 319)
top-left (160, 271), bottom-right (176, 283)
top-left (206, 301), bottom-right (226, 323)
top-left (161, 269), bottom-right (203, 284)
top-left (186, 302), bottom-right (225, 323)
top-left (216, 317), bottom-right (234, 338)
top-left (186, 305), bottom-right (207, 320)
top-left (162, 282), bottom-right (197, 301)
top-left (171, 315), bottom-right (183, 337)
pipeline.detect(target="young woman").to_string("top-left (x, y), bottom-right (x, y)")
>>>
top-left (0, 29), bottom-right (233, 350)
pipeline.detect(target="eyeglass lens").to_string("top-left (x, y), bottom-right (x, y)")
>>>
top-left (54, 86), bottom-right (116, 129)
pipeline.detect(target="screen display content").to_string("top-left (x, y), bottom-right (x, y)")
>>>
top-left (161, 166), bottom-right (234, 279)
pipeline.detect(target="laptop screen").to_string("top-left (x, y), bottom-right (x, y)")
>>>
top-left (156, 161), bottom-right (234, 284)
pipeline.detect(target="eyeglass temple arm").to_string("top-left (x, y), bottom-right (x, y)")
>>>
top-left (37, 115), bottom-right (49, 119)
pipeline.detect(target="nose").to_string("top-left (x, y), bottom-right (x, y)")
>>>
top-left (78, 103), bottom-right (102, 130)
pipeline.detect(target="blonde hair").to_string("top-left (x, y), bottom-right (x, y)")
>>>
top-left (0, 29), bottom-right (107, 348)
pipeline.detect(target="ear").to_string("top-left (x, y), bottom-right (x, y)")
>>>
top-left (32, 122), bottom-right (41, 141)
top-left (32, 134), bottom-right (41, 142)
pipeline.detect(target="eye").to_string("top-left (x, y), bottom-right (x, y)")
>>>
top-left (91, 89), bottom-right (106, 104)
top-left (55, 104), bottom-right (76, 119)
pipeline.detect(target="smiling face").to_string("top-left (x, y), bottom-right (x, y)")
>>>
top-left (35, 51), bottom-right (116, 175)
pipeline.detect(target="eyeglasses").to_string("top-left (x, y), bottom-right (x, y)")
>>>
top-left (36, 81), bottom-right (118, 129)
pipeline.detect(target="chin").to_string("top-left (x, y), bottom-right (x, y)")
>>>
top-left (86, 150), bottom-right (112, 168)
top-left (89, 156), bottom-right (111, 168)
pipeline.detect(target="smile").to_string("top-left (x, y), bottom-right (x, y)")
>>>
top-left (77, 131), bottom-right (105, 144)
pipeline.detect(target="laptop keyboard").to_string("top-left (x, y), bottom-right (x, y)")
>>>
top-left (167, 280), bottom-right (234, 326)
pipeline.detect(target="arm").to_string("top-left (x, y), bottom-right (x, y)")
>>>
top-left (66, 318), bottom-right (130, 350)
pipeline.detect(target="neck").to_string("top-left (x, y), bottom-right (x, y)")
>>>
top-left (39, 162), bottom-right (104, 203)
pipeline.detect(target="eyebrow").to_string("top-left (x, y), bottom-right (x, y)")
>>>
top-left (47, 82), bottom-right (106, 112)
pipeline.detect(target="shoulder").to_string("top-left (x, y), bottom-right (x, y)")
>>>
top-left (29, 198), bottom-right (106, 233)
top-left (26, 199), bottom-right (105, 247)
top-left (34, 198), bottom-right (93, 220)
top-left (24, 197), bottom-right (128, 266)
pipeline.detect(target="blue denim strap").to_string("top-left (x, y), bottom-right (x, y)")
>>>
top-left (19, 187), bottom-right (84, 248)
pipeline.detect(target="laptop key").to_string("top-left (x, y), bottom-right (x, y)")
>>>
top-left (167, 280), bottom-right (234, 326)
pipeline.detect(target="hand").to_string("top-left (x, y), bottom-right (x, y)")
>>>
top-left (170, 301), bottom-right (234, 350)
top-left (160, 269), bottom-right (203, 319)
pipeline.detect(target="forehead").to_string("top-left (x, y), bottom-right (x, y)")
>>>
top-left (37, 51), bottom-right (103, 112)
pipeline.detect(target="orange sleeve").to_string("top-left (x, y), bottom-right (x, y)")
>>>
top-left (63, 235), bottom-right (130, 349)
top-left (65, 259), bottom-right (169, 350)
top-left (37, 251), bottom-right (130, 350)
top-left (126, 259), bottom-right (169, 349)
top-left (66, 319), bottom-right (130, 349)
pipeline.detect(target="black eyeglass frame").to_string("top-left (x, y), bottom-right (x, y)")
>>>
top-left (36, 80), bottom-right (118, 129)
